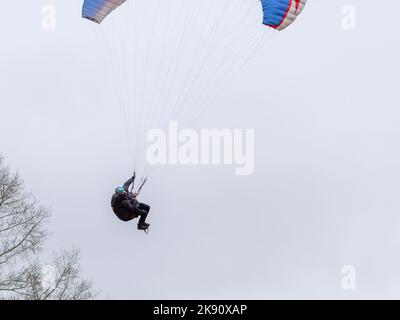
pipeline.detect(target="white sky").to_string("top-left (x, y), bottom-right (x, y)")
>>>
top-left (1, 1), bottom-right (400, 299)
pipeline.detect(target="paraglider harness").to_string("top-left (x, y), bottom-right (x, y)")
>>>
top-left (112, 177), bottom-right (147, 205)
top-left (112, 177), bottom-right (149, 233)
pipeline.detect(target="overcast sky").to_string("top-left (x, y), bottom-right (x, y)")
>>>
top-left (1, 1), bottom-right (400, 299)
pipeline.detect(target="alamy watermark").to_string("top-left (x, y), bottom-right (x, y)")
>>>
top-left (341, 265), bottom-right (356, 290)
top-left (42, 4), bottom-right (57, 30)
top-left (146, 121), bottom-right (255, 175)
top-left (341, 5), bottom-right (357, 30)
top-left (41, 265), bottom-right (56, 291)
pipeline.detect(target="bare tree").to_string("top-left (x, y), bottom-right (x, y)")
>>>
top-left (0, 156), bottom-right (49, 266)
top-left (0, 155), bottom-right (95, 300)
top-left (1, 248), bottom-right (95, 300)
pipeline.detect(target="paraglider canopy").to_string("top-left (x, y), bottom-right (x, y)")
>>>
top-left (82, 0), bottom-right (127, 24)
top-left (261, 0), bottom-right (306, 30)
top-left (82, 0), bottom-right (307, 30)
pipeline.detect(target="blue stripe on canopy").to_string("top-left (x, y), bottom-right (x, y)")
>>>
top-left (82, 0), bottom-right (126, 24)
top-left (261, 0), bottom-right (292, 28)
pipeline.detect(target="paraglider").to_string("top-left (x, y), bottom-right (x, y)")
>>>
top-left (82, 0), bottom-right (307, 232)
top-left (111, 173), bottom-right (151, 232)
top-left (82, 0), bottom-right (307, 31)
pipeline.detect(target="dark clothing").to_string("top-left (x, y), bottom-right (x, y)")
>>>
top-left (111, 194), bottom-right (137, 221)
top-left (137, 202), bottom-right (150, 212)
top-left (136, 202), bottom-right (150, 225)
top-left (111, 176), bottom-right (150, 224)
